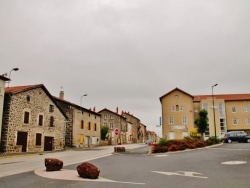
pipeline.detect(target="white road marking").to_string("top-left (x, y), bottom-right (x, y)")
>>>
top-left (34, 168), bottom-right (145, 185)
top-left (221, 161), bottom-right (247, 165)
top-left (152, 171), bottom-right (208, 179)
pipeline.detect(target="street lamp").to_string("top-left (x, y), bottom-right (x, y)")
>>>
top-left (212, 83), bottom-right (218, 138)
top-left (8, 68), bottom-right (19, 87)
top-left (80, 94), bottom-right (87, 107)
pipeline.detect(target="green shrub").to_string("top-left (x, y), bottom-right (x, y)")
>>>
top-left (158, 138), bottom-right (167, 146)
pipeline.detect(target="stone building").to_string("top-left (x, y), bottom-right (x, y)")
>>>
top-left (53, 91), bottom-right (101, 148)
top-left (139, 123), bottom-right (147, 143)
top-left (1, 84), bottom-right (67, 153)
top-left (121, 112), bottom-right (141, 143)
top-left (160, 87), bottom-right (250, 140)
top-left (98, 108), bottom-right (127, 144)
top-left (0, 75), bottom-right (10, 147)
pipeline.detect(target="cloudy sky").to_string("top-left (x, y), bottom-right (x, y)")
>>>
top-left (1, 0), bottom-right (249, 136)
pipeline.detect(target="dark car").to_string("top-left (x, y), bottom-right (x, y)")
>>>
top-left (222, 131), bottom-right (250, 143)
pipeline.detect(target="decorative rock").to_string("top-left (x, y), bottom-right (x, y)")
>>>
top-left (77, 162), bottom-right (100, 179)
top-left (45, 158), bottom-right (63, 171)
top-left (114, 146), bottom-right (125, 152)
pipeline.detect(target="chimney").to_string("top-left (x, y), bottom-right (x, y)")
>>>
top-left (59, 90), bottom-right (64, 100)
top-left (93, 107), bottom-right (96, 112)
top-left (116, 107), bottom-right (118, 114)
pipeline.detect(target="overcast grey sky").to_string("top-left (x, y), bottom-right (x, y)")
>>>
top-left (1, 0), bottom-right (250, 136)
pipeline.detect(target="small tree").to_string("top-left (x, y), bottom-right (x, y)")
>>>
top-left (101, 125), bottom-right (109, 140)
top-left (194, 109), bottom-right (208, 139)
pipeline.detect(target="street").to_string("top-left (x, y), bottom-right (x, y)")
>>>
top-left (0, 143), bottom-right (250, 188)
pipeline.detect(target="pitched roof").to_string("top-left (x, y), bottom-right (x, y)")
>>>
top-left (5, 84), bottom-right (43, 94)
top-left (53, 96), bottom-right (101, 116)
top-left (5, 84), bottom-right (68, 119)
top-left (98, 108), bottom-right (126, 119)
top-left (193, 94), bottom-right (250, 102)
top-left (159, 87), bottom-right (194, 102)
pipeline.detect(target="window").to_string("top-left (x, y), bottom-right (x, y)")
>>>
top-left (88, 122), bottom-right (91, 130)
top-left (245, 118), bottom-right (250, 125)
top-left (180, 106), bottom-right (183, 111)
top-left (38, 114), bottom-right (43, 126)
top-left (26, 95), bottom-right (30, 102)
top-left (233, 118), bottom-right (237, 125)
top-left (171, 106), bottom-right (175, 111)
top-left (175, 95), bottom-right (179, 99)
top-left (110, 115), bottom-right (114, 119)
top-left (49, 105), bottom-right (54, 112)
top-left (94, 123), bottom-right (97, 131)
top-left (24, 111), bottom-right (30, 124)
top-left (245, 106), bottom-right (249, 112)
top-left (49, 116), bottom-right (54, 127)
top-left (81, 120), bottom-right (84, 129)
top-left (104, 123), bottom-right (107, 126)
top-left (110, 123), bottom-right (114, 129)
top-left (202, 103), bottom-right (208, 111)
top-left (182, 117), bottom-right (187, 124)
top-left (176, 105), bottom-right (179, 111)
top-left (36, 133), bottom-right (42, 146)
top-left (169, 117), bottom-right (174, 124)
top-left (104, 115), bottom-right (107, 120)
top-left (232, 106), bottom-right (237, 113)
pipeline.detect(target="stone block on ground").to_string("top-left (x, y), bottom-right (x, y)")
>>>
top-left (45, 158), bottom-right (63, 171)
top-left (77, 162), bottom-right (100, 179)
top-left (114, 146), bottom-right (126, 152)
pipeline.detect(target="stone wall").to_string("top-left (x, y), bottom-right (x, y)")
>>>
top-left (1, 87), bottom-right (66, 153)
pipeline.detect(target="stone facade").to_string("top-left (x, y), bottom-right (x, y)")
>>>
top-left (121, 112), bottom-right (141, 143)
top-left (54, 94), bottom-right (101, 148)
top-left (98, 108), bottom-right (128, 144)
top-left (1, 84), bottom-right (67, 153)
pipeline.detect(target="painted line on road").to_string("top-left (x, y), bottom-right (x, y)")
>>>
top-left (34, 168), bottom-right (145, 185)
top-left (221, 161), bottom-right (247, 165)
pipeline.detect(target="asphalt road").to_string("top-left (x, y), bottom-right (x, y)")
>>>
top-left (0, 143), bottom-right (250, 188)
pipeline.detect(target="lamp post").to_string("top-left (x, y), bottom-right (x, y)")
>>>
top-left (80, 94), bottom-right (87, 107)
top-left (212, 84), bottom-right (218, 138)
top-left (8, 68), bottom-right (19, 87)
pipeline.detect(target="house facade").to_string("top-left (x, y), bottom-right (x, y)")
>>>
top-left (0, 75), bottom-right (10, 147)
top-left (98, 108), bottom-right (127, 144)
top-left (54, 91), bottom-right (101, 148)
top-left (122, 112), bottom-right (141, 143)
top-left (160, 88), bottom-right (250, 140)
top-left (1, 84), bottom-right (67, 153)
top-left (160, 88), bottom-right (194, 140)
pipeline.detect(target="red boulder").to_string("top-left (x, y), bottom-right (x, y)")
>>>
top-left (77, 162), bottom-right (100, 179)
top-left (45, 158), bottom-right (63, 171)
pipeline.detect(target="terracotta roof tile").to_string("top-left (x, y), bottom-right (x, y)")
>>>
top-left (5, 84), bottom-right (42, 94)
top-left (193, 94), bottom-right (250, 102)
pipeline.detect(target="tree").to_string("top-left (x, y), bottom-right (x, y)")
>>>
top-left (194, 109), bottom-right (208, 139)
top-left (101, 125), bottom-right (109, 140)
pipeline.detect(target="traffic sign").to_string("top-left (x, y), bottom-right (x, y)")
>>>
top-left (114, 128), bottom-right (119, 135)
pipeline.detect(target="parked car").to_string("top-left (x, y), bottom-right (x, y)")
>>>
top-left (222, 131), bottom-right (250, 143)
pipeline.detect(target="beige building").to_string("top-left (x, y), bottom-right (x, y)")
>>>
top-left (160, 88), bottom-right (250, 140)
top-left (1, 84), bottom-right (67, 153)
top-left (54, 91), bottom-right (101, 148)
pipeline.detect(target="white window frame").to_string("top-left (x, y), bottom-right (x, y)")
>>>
top-left (104, 115), bottom-right (107, 120)
top-left (110, 123), bottom-right (114, 129)
top-left (245, 117), bottom-right (250, 125)
top-left (169, 117), bottom-right (174, 124)
top-left (182, 117), bottom-right (187, 124)
top-left (233, 118), bottom-right (238, 125)
top-left (245, 106), bottom-right (249, 112)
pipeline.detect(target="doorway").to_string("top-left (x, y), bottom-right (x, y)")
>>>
top-left (17, 131), bottom-right (28, 152)
top-left (44, 136), bottom-right (54, 151)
